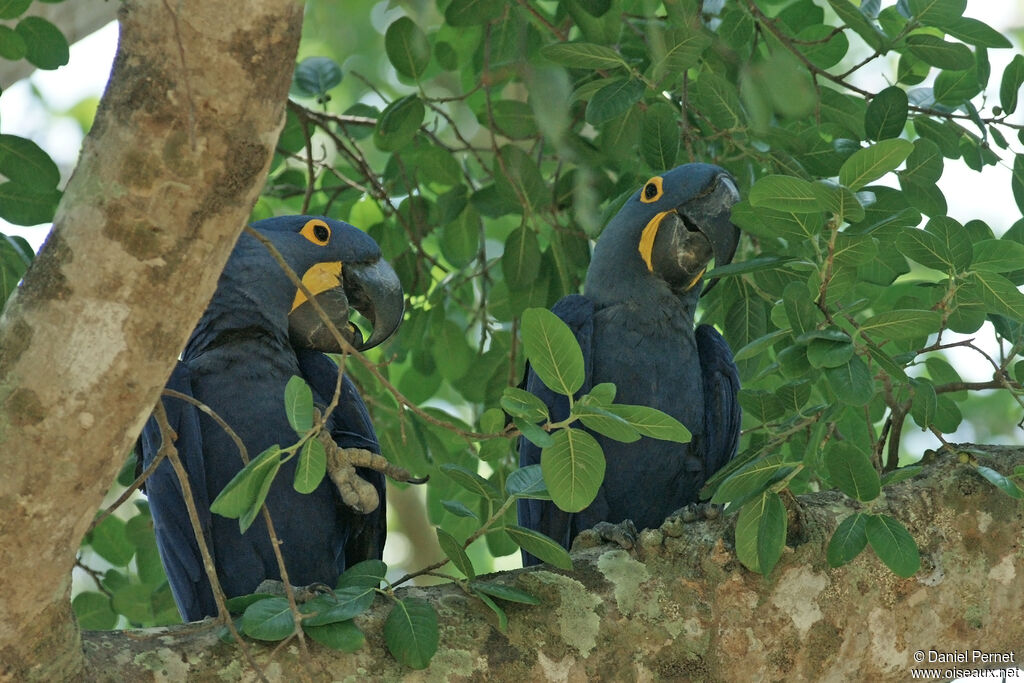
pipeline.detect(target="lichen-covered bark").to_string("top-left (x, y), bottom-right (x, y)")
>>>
top-left (0, 1), bottom-right (302, 679)
top-left (79, 447), bottom-right (1024, 681)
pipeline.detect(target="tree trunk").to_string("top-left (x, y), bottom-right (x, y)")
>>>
top-left (79, 446), bottom-right (1024, 681)
top-left (0, 1), bottom-right (302, 679)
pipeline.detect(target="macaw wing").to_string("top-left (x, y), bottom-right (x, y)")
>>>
top-left (295, 349), bottom-right (386, 566)
top-left (517, 293), bottom-right (595, 566)
top-left (695, 324), bottom-right (741, 480)
top-left (140, 362), bottom-right (216, 621)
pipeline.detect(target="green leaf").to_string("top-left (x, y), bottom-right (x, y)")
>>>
top-left (824, 355), bottom-right (874, 406)
top-left (441, 499), bottom-right (479, 519)
top-left (0, 135), bottom-right (60, 189)
top-left (905, 34), bottom-right (974, 70)
top-left (472, 589), bottom-right (508, 632)
top-left (738, 390), bottom-right (784, 424)
top-left (501, 387), bottom-right (549, 423)
top-left (501, 226), bottom-right (542, 288)
top-left (1015, 154), bottom-right (1024, 216)
top-left (827, 512), bottom-right (868, 567)
top-left (374, 95), bottom-right (424, 152)
top-left (602, 404), bottom-right (692, 443)
top-left (866, 514), bottom-right (921, 577)
top-left (910, 377), bottom-right (938, 429)
top-left (585, 77), bottom-right (645, 125)
top-left (305, 620), bottom-right (365, 652)
top-left (693, 71), bottom-right (745, 129)
top-left (908, 0), bottom-right (966, 27)
top-left (515, 418), bottom-right (555, 448)
top-left (0, 0), bottom-right (30, 20)
top-left (540, 41), bottom-right (626, 69)
top-left (470, 581), bottom-right (541, 605)
top-left (969, 270), bottom-right (1024, 319)
top-left (209, 445), bottom-right (282, 533)
top-left (881, 465), bottom-right (924, 487)
top-left (302, 586), bottom-right (376, 626)
top-left (945, 16), bottom-right (1011, 48)
top-left (756, 491), bottom-right (787, 575)
top-left (748, 175), bottom-right (822, 213)
top-left (711, 453), bottom-right (794, 505)
top-left (810, 182), bottom-right (865, 223)
top-left (293, 438), bottom-right (326, 494)
top-left (0, 25), bottom-right (27, 60)
top-left (444, 0), bottom-right (503, 25)
top-left (494, 144), bottom-right (548, 213)
top-left (974, 465), bottom-right (1024, 499)
top-left (385, 17), bottom-right (431, 79)
top-left (581, 382), bottom-right (616, 406)
top-left (826, 0), bottom-right (885, 51)
top-left (336, 559), bottom-right (387, 590)
top-left (865, 86), bottom-right (908, 141)
top-left (505, 465), bottom-right (552, 500)
top-left (284, 375), bottom-right (314, 434)
top-left (520, 308), bottom-right (585, 397)
top-left (439, 463), bottom-right (500, 500)
top-left (858, 309), bottom-right (942, 340)
top-left (87, 516), bottom-right (134, 567)
top-left (292, 56), bottom-right (343, 98)
top-left (384, 598), bottom-right (438, 670)
top-left (241, 597), bottom-right (294, 641)
top-left (806, 337), bottom-right (854, 369)
top-left (652, 26), bottom-right (712, 76)
top-left (972, 239), bottom-right (1024, 272)
top-left (436, 528), bottom-right (475, 578)
top-left (72, 592), bottom-right (117, 630)
top-left (641, 102), bottom-right (679, 170)
top-left (999, 54), bottom-right (1024, 115)
top-left (782, 281), bottom-right (822, 336)
top-left (894, 227), bottom-right (954, 271)
top-left (486, 100), bottom-right (538, 139)
top-left (0, 182), bottom-right (61, 226)
top-left (838, 139), bottom-right (914, 191)
top-left (541, 427), bottom-right (605, 513)
top-left (572, 404), bottom-right (641, 443)
top-left (15, 17), bottom-right (68, 70)
top-left (926, 215), bottom-right (972, 271)
top-left (824, 443), bottom-right (880, 502)
top-left (504, 525), bottom-right (573, 569)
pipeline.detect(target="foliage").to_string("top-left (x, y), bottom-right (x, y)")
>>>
top-left (4, 0), bottom-right (1024, 671)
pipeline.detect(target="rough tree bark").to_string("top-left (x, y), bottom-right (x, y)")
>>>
top-left (0, 0), bottom-right (303, 679)
top-left (77, 446), bottom-right (1024, 681)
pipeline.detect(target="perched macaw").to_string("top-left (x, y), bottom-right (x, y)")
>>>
top-left (138, 215), bottom-right (403, 621)
top-left (518, 163), bottom-right (742, 565)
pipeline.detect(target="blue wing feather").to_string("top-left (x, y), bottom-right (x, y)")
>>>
top-left (695, 324), bottom-right (741, 477)
top-left (140, 363), bottom-right (217, 620)
top-left (518, 294), bottom-right (594, 566)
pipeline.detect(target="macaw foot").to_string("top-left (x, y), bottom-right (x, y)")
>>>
top-left (571, 519), bottom-right (639, 555)
top-left (315, 428), bottom-right (428, 515)
top-left (661, 502), bottom-right (723, 538)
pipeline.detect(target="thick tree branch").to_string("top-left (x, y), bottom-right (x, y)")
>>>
top-left (79, 446), bottom-right (1024, 681)
top-left (0, 1), bottom-right (303, 679)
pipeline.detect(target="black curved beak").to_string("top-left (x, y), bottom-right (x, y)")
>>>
top-left (289, 259), bottom-right (404, 352)
top-left (680, 173), bottom-right (740, 296)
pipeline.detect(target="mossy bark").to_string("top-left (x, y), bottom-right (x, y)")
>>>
top-left (81, 447), bottom-right (1024, 681)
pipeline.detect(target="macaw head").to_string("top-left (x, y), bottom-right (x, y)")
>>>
top-left (238, 215), bottom-right (403, 353)
top-left (585, 163), bottom-right (740, 302)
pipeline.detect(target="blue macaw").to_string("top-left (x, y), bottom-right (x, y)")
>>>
top-left (138, 215), bottom-right (403, 620)
top-left (518, 163), bottom-right (742, 565)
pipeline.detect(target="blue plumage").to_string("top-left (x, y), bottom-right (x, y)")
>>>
top-left (139, 216), bottom-right (402, 621)
top-left (518, 164), bottom-right (742, 564)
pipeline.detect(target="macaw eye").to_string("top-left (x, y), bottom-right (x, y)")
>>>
top-left (641, 176), bottom-right (664, 203)
top-left (300, 218), bottom-right (331, 246)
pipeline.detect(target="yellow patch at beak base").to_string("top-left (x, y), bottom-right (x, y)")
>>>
top-left (290, 262), bottom-right (343, 312)
top-left (684, 267), bottom-right (706, 292)
top-left (638, 211), bottom-right (671, 272)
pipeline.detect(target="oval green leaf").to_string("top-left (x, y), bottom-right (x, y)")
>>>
top-left (826, 512), bottom-right (868, 567)
top-left (865, 514), bottom-right (921, 578)
top-left (824, 442), bottom-right (881, 502)
top-left (385, 17), bottom-right (431, 79)
top-left (520, 308), bottom-right (585, 397)
top-left (541, 427), bottom-right (605, 513)
top-left (294, 438), bottom-right (326, 494)
top-left (504, 524), bottom-right (573, 569)
top-left (384, 597), bottom-right (439, 670)
top-left (436, 527), bottom-right (475, 579)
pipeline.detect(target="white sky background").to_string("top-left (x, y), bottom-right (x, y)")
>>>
top-left (1, 3), bottom-right (1023, 447)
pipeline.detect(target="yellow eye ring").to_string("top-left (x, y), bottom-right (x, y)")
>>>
top-left (300, 218), bottom-right (331, 246)
top-left (640, 176), bottom-right (664, 203)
